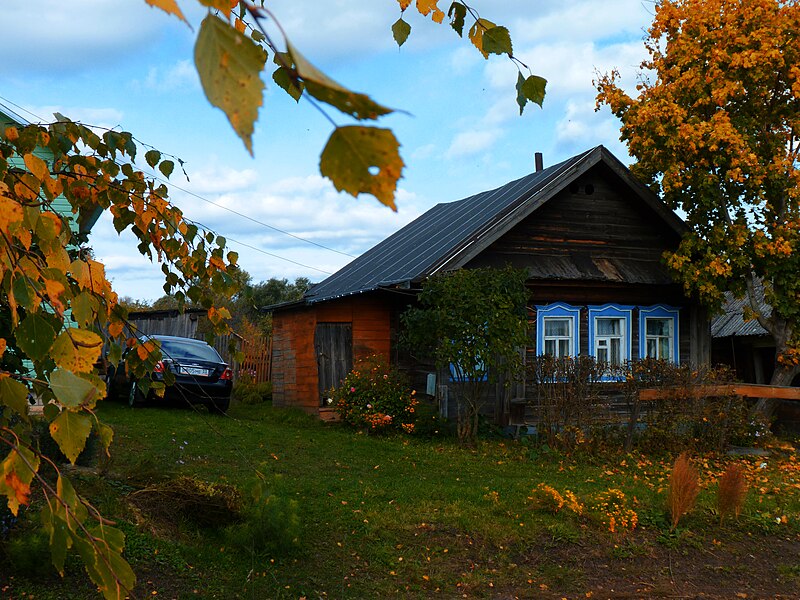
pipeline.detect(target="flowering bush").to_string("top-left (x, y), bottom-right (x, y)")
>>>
top-left (330, 355), bottom-right (418, 433)
top-left (588, 489), bottom-right (638, 534)
top-left (528, 483), bottom-right (583, 515)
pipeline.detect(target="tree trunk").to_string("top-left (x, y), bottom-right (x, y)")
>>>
top-left (754, 359), bottom-right (799, 419)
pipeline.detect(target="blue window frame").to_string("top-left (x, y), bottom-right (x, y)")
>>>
top-left (639, 305), bottom-right (680, 363)
top-left (588, 304), bottom-right (633, 368)
top-left (536, 303), bottom-right (580, 357)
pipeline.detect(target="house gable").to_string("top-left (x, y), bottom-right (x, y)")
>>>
top-left (466, 161), bottom-right (681, 285)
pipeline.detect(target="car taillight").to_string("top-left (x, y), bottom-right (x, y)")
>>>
top-left (154, 361), bottom-right (165, 373)
top-left (220, 367), bottom-right (233, 381)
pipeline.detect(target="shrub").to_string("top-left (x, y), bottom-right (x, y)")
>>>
top-left (225, 474), bottom-right (301, 557)
top-left (330, 355), bottom-right (418, 433)
top-left (717, 463), bottom-right (747, 524)
top-left (528, 483), bottom-right (583, 515)
top-left (668, 452), bottom-right (700, 531)
top-left (588, 489), bottom-right (638, 534)
top-left (233, 372), bottom-right (272, 405)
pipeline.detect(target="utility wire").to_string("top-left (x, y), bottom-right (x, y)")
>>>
top-left (0, 95), bottom-right (355, 264)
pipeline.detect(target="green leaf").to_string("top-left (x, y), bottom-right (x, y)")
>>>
top-left (50, 369), bottom-right (98, 408)
top-left (159, 159), bottom-right (175, 178)
top-left (95, 422), bottom-right (114, 457)
top-left (319, 126), bottom-right (404, 210)
top-left (11, 275), bottom-right (37, 312)
top-left (41, 502), bottom-right (71, 575)
top-left (49, 410), bottom-right (92, 465)
top-left (287, 42), bottom-right (393, 121)
top-left (518, 74), bottom-right (547, 111)
top-left (448, 2), bottom-right (467, 36)
top-left (194, 14), bottom-right (266, 155)
top-left (392, 18), bottom-right (411, 47)
top-left (0, 376), bottom-right (29, 417)
top-left (71, 291), bottom-right (99, 328)
top-left (482, 26), bottom-right (512, 56)
top-left (272, 66), bottom-right (304, 102)
top-left (144, 149), bottom-right (161, 168)
top-left (16, 313), bottom-right (56, 361)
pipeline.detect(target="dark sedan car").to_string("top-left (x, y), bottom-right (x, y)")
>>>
top-left (107, 335), bottom-right (232, 414)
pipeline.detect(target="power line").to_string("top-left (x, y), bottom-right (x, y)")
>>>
top-left (0, 95), bottom-right (352, 272)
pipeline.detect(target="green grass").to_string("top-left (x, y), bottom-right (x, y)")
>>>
top-left (1, 401), bottom-right (799, 599)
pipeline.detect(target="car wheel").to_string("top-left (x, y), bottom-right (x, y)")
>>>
top-left (128, 381), bottom-right (147, 408)
top-left (209, 398), bottom-right (230, 415)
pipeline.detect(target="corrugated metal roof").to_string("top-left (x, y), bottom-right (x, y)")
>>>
top-left (302, 145), bottom-right (685, 305)
top-left (711, 286), bottom-right (771, 338)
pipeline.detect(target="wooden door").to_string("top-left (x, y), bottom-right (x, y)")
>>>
top-left (315, 323), bottom-right (353, 405)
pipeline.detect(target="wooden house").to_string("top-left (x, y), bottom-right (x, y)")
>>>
top-left (271, 146), bottom-right (711, 421)
top-left (0, 104), bottom-right (102, 238)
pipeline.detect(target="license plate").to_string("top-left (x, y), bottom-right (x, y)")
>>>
top-left (181, 366), bottom-right (209, 376)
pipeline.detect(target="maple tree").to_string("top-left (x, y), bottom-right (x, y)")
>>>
top-left (596, 0), bottom-right (800, 412)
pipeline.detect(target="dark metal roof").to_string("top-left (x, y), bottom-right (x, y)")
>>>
top-left (301, 145), bottom-right (686, 306)
top-left (711, 285), bottom-right (771, 338)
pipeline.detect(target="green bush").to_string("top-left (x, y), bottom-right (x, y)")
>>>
top-left (233, 374), bottom-right (272, 405)
top-left (225, 474), bottom-right (301, 557)
top-left (330, 355), bottom-right (418, 433)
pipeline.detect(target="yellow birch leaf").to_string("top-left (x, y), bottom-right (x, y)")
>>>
top-left (49, 410), bottom-right (92, 465)
top-left (144, 0), bottom-right (188, 23)
top-left (209, 255), bottom-right (226, 271)
top-left (194, 14), bottom-right (266, 155)
top-left (468, 18), bottom-right (496, 59)
top-left (43, 175), bottom-right (63, 199)
top-left (23, 153), bottom-right (49, 182)
top-left (47, 247), bottom-right (71, 273)
top-left (416, 0), bottom-right (444, 23)
top-left (319, 126), bottom-right (404, 210)
top-left (0, 197), bottom-right (23, 233)
top-left (288, 42), bottom-right (393, 121)
top-left (108, 321), bottom-right (125, 339)
top-left (51, 329), bottom-right (103, 373)
top-left (397, 0), bottom-right (412, 10)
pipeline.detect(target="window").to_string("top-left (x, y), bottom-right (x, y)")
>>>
top-left (588, 305), bottom-right (633, 371)
top-left (536, 303), bottom-right (580, 356)
top-left (639, 305), bottom-right (679, 363)
top-left (594, 317), bottom-right (624, 366)
top-left (543, 318), bottom-right (572, 357)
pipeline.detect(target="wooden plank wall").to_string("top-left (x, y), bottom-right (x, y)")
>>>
top-left (271, 295), bottom-right (394, 414)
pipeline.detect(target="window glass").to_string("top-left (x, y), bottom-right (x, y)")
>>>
top-left (544, 318), bottom-right (570, 337)
top-left (597, 318), bottom-right (621, 335)
top-left (644, 317), bottom-right (674, 360)
top-left (160, 339), bottom-right (222, 362)
top-left (543, 316), bottom-right (572, 357)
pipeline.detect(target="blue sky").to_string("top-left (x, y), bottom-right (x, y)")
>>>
top-left (0, 0), bottom-right (655, 301)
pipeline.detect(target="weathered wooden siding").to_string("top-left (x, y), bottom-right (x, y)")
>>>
top-left (271, 295), bottom-right (394, 414)
top-left (469, 166), bottom-right (680, 281)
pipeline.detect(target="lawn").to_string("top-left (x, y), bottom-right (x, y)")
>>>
top-left (1, 400), bottom-right (799, 599)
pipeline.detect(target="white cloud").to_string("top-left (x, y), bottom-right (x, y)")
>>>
top-left (0, 0), bottom-right (173, 74)
top-left (444, 129), bottom-right (502, 159)
top-left (91, 168), bottom-right (424, 301)
top-left (138, 60), bottom-right (199, 93)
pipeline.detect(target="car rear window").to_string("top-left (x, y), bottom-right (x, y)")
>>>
top-left (159, 339), bottom-right (223, 363)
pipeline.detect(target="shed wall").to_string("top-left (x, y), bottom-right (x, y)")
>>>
top-left (272, 296), bottom-right (394, 414)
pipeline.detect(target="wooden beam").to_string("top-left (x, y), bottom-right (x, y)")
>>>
top-left (639, 384), bottom-right (800, 401)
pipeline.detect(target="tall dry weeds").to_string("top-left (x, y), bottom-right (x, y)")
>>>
top-left (668, 452), bottom-right (700, 530)
top-left (717, 463), bottom-right (747, 524)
